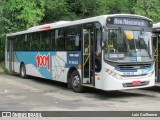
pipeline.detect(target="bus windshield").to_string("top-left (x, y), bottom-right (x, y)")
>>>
top-left (104, 29), bottom-right (153, 62)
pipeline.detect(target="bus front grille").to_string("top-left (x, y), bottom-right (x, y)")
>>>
top-left (116, 64), bottom-right (151, 70)
top-left (121, 74), bottom-right (147, 77)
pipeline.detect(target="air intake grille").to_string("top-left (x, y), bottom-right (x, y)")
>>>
top-left (116, 64), bottom-right (151, 70)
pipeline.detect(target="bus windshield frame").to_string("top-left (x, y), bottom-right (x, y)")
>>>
top-left (104, 17), bottom-right (153, 63)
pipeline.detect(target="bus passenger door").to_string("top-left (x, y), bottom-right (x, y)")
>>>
top-left (8, 38), bottom-right (14, 71)
top-left (153, 33), bottom-right (159, 82)
top-left (82, 28), bottom-right (95, 85)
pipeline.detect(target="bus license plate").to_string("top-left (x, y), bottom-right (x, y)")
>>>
top-left (132, 81), bottom-right (141, 86)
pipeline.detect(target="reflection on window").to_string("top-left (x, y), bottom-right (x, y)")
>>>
top-left (23, 35), bottom-right (30, 51)
top-left (16, 35), bottom-right (23, 51)
top-left (41, 31), bottom-right (51, 51)
top-left (105, 29), bottom-right (153, 62)
top-left (55, 29), bottom-right (64, 51)
top-left (95, 25), bottom-right (102, 72)
top-left (65, 26), bottom-right (81, 51)
top-left (30, 33), bottom-right (40, 51)
top-left (51, 31), bottom-right (55, 50)
top-left (107, 30), bottom-right (127, 53)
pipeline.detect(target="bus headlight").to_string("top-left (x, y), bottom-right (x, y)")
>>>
top-left (107, 69), bottom-right (122, 79)
top-left (147, 71), bottom-right (154, 77)
top-left (115, 74), bottom-right (122, 79)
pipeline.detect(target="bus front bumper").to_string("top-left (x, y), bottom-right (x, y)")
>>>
top-left (102, 73), bottom-right (155, 91)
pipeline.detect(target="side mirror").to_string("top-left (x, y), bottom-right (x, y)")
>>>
top-left (103, 27), bottom-right (108, 43)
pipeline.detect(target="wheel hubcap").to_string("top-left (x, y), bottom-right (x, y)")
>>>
top-left (72, 75), bottom-right (80, 88)
top-left (21, 67), bottom-right (25, 76)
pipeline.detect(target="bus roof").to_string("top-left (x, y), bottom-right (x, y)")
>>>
top-left (7, 14), bottom-right (152, 37)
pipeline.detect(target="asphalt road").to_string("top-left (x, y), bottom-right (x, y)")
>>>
top-left (0, 73), bottom-right (160, 119)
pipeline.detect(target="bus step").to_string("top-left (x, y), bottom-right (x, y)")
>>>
top-left (81, 84), bottom-right (95, 88)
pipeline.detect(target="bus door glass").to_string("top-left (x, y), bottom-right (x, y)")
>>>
top-left (82, 25), bottom-right (95, 85)
top-left (83, 29), bottom-right (91, 84)
top-left (153, 33), bottom-right (160, 82)
top-left (8, 37), bottom-right (14, 71)
top-left (157, 34), bottom-right (160, 82)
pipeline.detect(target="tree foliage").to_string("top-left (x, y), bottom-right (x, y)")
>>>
top-left (0, 0), bottom-right (5, 61)
top-left (4, 0), bottom-right (45, 32)
top-left (134, 0), bottom-right (160, 22)
top-left (42, 0), bottom-right (73, 23)
top-left (0, 0), bottom-right (45, 60)
top-left (0, 0), bottom-right (160, 61)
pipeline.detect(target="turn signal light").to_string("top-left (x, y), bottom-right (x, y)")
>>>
top-left (78, 64), bottom-right (81, 69)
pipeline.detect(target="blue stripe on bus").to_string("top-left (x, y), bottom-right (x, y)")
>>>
top-left (115, 69), bottom-right (137, 72)
top-left (16, 51), bottom-right (56, 79)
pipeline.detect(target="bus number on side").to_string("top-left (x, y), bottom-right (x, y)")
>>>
top-left (36, 53), bottom-right (50, 71)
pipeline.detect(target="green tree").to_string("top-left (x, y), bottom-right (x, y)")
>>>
top-left (0, 0), bottom-right (5, 61)
top-left (128, 0), bottom-right (138, 14)
top-left (95, 0), bottom-right (130, 14)
top-left (4, 0), bottom-right (45, 32)
top-left (0, 0), bottom-right (45, 61)
top-left (66, 0), bottom-right (109, 18)
top-left (42, 0), bottom-right (77, 23)
top-left (134, 0), bottom-right (160, 22)
top-left (67, 0), bottom-right (104, 18)
top-left (65, 0), bottom-right (134, 19)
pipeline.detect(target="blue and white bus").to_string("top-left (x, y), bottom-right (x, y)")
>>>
top-left (5, 14), bottom-right (155, 92)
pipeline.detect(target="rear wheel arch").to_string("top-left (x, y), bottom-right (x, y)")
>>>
top-left (70, 70), bottom-right (85, 92)
top-left (67, 67), bottom-right (77, 88)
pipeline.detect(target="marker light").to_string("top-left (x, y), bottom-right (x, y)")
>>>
top-left (40, 26), bottom-right (51, 30)
top-left (78, 64), bottom-right (81, 69)
top-left (106, 69), bottom-right (109, 73)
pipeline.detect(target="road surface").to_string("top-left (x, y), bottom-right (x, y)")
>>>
top-left (0, 73), bottom-right (160, 119)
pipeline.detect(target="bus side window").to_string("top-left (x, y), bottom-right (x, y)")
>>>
top-left (76, 25), bottom-right (81, 51)
top-left (16, 35), bottom-right (23, 51)
top-left (23, 34), bottom-right (30, 51)
top-left (41, 31), bottom-right (51, 51)
top-left (55, 29), bottom-right (64, 51)
top-left (31, 33), bottom-right (40, 51)
top-left (65, 26), bottom-right (77, 51)
top-left (51, 30), bottom-right (55, 50)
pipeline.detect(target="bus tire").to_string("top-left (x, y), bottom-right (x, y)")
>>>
top-left (20, 64), bottom-right (27, 79)
top-left (71, 70), bottom-right (85, 93)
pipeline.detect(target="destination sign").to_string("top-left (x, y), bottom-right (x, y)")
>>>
top-left (108, 53), bottom-right (125, 60)
top-left (107, 17), bottom-right (151, 27)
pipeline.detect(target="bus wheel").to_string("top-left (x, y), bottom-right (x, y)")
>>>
top-left (20, 64), bottom-right (27, 79)
top-left (71, 70), bottom-right (85, 93)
